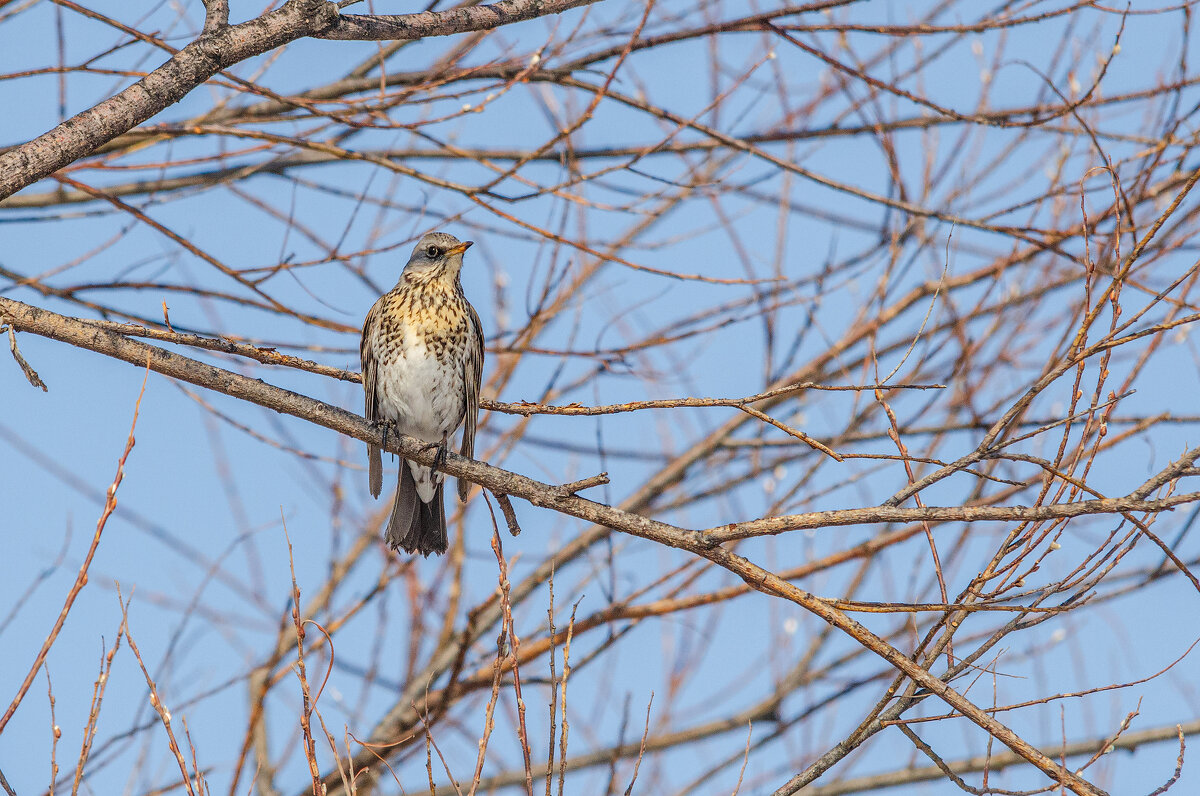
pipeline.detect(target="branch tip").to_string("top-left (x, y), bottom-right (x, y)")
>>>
top-left (2, 317), bottom-right (48, 392)
top-left (493, 493), bottom-right (522, 538)
top-left (556, 473), bottom-right (609, 496)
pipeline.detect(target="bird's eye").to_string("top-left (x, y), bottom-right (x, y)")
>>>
top-left (426, 245), bottom-right (440, 258)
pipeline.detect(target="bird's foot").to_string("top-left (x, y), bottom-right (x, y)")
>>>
top-left (377, 419), bottom-right (393, 456)
top-left (415, 440), bottom-right (444, 466)
top-left (378, 420), bottom-right (403, 459)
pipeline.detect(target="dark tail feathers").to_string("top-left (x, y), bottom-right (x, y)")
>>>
top-left (385, 463), bottom-right (447, 556)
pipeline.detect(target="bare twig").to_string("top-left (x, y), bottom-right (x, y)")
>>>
top-left (493, 492), bottom-right (524, 537)
top-left (622, 694), bottom-right (653, 796)
top-left (556, 473), bottom-right (609, 496)
top-left (284, 520), bottom-right (324, 795)
top-left (2, 315), bottom-right (47, 390)
top-left (124, 592), bottom-right (200, 796)
top-left (0, 361), bottom-right (146, 734)
top-left (708, 493), bottom-right (1200, 543)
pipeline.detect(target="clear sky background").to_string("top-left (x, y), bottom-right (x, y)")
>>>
top-left (3, 2), bottom-right (1200, 795)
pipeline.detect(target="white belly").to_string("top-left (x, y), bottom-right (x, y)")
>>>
top-left (377, 340), bottom-right (463, 439)
top-left (374, 334), bottom-right (465, 502)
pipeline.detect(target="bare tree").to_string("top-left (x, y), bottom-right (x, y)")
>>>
top-left (2, 2), bottom-right (1200, 796)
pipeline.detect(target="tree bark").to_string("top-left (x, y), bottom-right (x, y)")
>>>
top-left (0, 0), bottom-right (601, 201)
top-left (0, 2), bottom-right (335, 200)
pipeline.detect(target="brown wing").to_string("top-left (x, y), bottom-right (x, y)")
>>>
top-left (457, 301), bottom-right (484, 502)
top-left (361, 299), bottom-right (384, 498)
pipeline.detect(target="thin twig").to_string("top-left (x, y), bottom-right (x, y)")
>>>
top-left (622, 694), bottom-right (654, 795)
top-left (493, 492), bottom-right (523, 537)
top-left (284, 519), bottom-right (324, 796)
top-left (556, 473), bottom-right (609, 496)
top-left (2, 315), bottom-right (48, 390)
top-left (123, 591), bottom-right (199, 796)
top-left (0, 360), bottom-right (147, 734)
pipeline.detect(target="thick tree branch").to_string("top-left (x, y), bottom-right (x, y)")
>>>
top-left (0, 0), bottom-right (602, 200)
top-left (319, 0), bottom-right (602, 40)
top-left (0, 2), bottom-right (334, 200)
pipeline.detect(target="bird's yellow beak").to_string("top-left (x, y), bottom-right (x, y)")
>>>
top-left (447, 241), bottom-right (473, 256)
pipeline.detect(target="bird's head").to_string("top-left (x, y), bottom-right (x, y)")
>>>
top-left (403, 232), bottom-right (473, 282)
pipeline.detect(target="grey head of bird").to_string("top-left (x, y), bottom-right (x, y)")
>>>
top-left (403, 232), bottom-right (473, 281)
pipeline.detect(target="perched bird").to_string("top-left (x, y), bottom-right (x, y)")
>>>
top-left (360, 232), bottom-right (484, 556)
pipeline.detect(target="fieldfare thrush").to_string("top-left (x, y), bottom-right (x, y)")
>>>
top-left (361, 232), bottom-right (484, 556)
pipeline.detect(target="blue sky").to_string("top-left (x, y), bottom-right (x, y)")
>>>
top-left (3, 2), bottom-right (1200, 795)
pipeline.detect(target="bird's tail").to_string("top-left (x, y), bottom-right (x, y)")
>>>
top-left (385, 463), bottom-right (447, 556)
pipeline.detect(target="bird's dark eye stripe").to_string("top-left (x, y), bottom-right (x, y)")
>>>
top-left (426, 245), bottom-right (440, 258)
